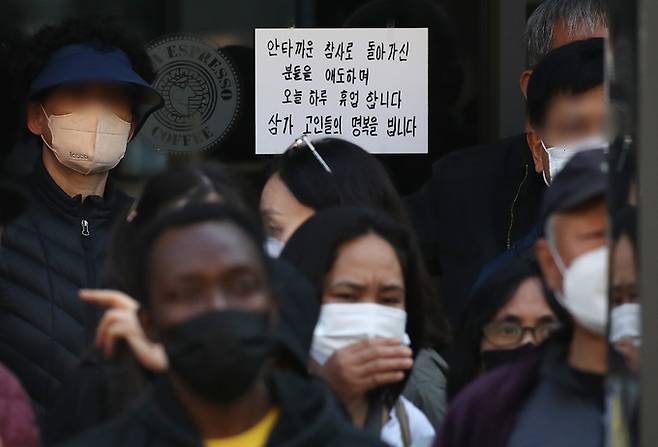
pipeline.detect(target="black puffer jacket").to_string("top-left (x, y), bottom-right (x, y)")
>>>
top-left (0, 158), bottom-right (132, 421)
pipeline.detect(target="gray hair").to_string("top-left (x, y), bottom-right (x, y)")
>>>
top-left (525, 0), bottom-right (608, 68)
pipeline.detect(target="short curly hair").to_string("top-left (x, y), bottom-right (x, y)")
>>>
top-left (18, 16), bottom-right (155, 100)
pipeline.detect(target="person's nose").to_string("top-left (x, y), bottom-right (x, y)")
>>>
top-left (208, 288), bottom-right (229, 310)
top-left (521, 329), bottom-right (536, 346)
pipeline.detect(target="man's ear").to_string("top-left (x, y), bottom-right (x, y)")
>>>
top-left (138, 308), bottom-right (160, 343)
top-left (536, 238), bottom-right (563, 294)
top-left (527, 129), bottom-right (545, 174)
top-left (26, 102), bottom-right (46, 137)
top-left (520, 69), bottom-right (533, 98)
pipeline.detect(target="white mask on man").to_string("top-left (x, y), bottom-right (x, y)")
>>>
top-left (310, 303), bottom-right (410, 365)
top-left (41, 104), bottom-right (131, 175)
top-left (549, 244), bottom-right (609, 336)
top-left (541, 136), bottom-right (609, 186)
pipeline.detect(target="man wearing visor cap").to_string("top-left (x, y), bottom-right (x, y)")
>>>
top-left (0, 17), bottom-right (163, 426)
top-left (438, 149), bottom-right (609, 447)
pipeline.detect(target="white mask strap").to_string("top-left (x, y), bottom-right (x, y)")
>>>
top-left (40, 103), bottom-right (49, 119)
top-left (540, 139), bottom-right (551, 186)
top-left (547, 238), bottom-right (568, 276)
top-left (39, 104), bottom-right (55, 151)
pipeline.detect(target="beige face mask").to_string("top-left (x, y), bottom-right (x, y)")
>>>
top-left (40, 104), bottom-right (131, 175)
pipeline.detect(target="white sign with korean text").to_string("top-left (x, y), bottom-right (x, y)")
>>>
top-left (255, 28), bottom-right (428, 154)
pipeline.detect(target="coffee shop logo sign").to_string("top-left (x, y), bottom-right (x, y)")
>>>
top-left (142, 33), bottom-right (241, 153)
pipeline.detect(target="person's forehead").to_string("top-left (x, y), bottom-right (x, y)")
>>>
top-left (508, 277), bottom-right (544, 304)
top-left (544, 87), bottom-right (606, 120)
top-left (496, 278), bottom-right (547, 314)
top-left (551, 85), bottom-right (604, 104)
top-left (613, 236), bottom-right (636, 274)
top-left (331, 234), bottom-right (402, 275)
top-left (262, 175), bottom-right (311, 215)
top-left (150, 221), bottom-right (262, 274)
top-left (48, 81), bottom-right (133, 98)
top-left (262, 174), bottom-right (293, 203)
top-left (553, 201), bottom-right (608, 232)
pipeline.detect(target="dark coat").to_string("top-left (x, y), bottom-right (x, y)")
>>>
top-left (0, 158), bottom-right (132, 421)
top-left (404, 134), bottom-right (544, 325)
top-left (61, 371), bottom-right (388, 447)
top-left (43, 345), bottom-right (151, 445)
top-left (0, 362), bottom-right (40, 447)
top-left (436, 342), bottom-right (604, 447)
top-left (435, 346), bottom-right (544, 447)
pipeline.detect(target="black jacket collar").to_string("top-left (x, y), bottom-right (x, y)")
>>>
top-left (540, 344), bottom-right (605, 406)
top-left (28, 156), bottom-right (129, 220)
top-left (499, 134), bottom-right (545, 247)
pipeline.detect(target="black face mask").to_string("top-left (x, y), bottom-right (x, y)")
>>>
top-left (481, 343), bottom-right (536, 371)
top-left (163, 309), bottom-right (272, 403)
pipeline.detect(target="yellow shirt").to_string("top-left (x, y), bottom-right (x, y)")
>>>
top-left (204, 408), bottom-right (280, 447)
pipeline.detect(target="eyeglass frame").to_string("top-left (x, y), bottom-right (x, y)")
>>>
top-left (482, 320), bottom-right (562, 348)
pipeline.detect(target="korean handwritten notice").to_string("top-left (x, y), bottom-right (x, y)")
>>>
top-left (255, 28), bottom-right (428, 154)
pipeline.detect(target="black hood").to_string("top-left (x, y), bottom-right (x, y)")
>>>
top-left (29, 152), bottom-right (132, 222)
top-left (268, 258), bottom-right (319, 374)
top-left (267, 372), bottom-right (381, 446)
top-left (134, 372), bottom-right (384, 447)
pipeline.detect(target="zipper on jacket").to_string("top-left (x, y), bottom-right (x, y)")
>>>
top-left (79, 209), bottom-right (98, 344)
top-left (81, 219), bottom-right (90, 237)
top-left (507, 163), bottom-right (529, 250)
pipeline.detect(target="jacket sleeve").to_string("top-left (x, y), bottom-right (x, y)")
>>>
top-left (403, 349), bottom-right (448, 433)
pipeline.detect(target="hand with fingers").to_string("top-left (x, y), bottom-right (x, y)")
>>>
top-left (312, 338), bottom-right (413, 405)
top-left (615, 338), bottom-right (640, 372)
top-left (79, 289), bottom-right (168, 372)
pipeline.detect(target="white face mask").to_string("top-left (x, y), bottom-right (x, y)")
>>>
top-left (550, 244), bottom-right (609, 336)
top-left (541, 136), bottom-right (609, 186)
top-left (41, 104), bottom-right (131, 175)
top-left (310, 303), bottom-right (410, 365)
top-left (610, 303), bottom-right (642, 345)
top-left (265, 237), bottom-right (285, 258)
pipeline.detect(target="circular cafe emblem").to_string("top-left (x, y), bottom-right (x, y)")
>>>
top-left (142, 33), bottom-right (241, 153)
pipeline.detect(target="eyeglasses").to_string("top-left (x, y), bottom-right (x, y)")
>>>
top-left (482, 320), bottom-right (561, 348)
top-left (287, 135), bottom-right (333, 174)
